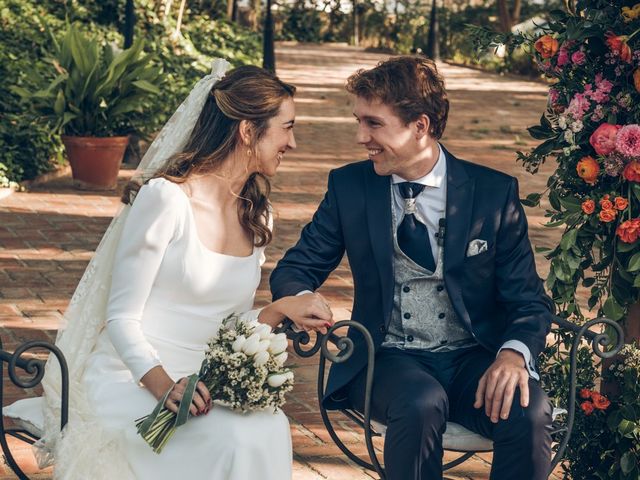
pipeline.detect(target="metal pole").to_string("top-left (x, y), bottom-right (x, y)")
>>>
top-left (426, 0), bottom-right (439, 61)
top-left (263, 0), bottom-right (276, 72)
top-left (352, 0), bottom-right (359, 46)
top-left (124, 0), bottom-right (135, 49)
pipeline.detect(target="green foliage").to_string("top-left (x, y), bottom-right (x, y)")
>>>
top-left (1, 0), bottom-right (261, 185)
top-left (542, 341), bottom-right (640, 480)
top-left (15, 23), bottom-right (163, 137)
top-left (281, 0), bottom-right (323, 42)
top-left (0, 0), bottom-right (66, 186)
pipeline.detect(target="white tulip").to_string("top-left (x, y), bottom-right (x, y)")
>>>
top-left (268, 336), bottom-right (288, 355)
top-left (285, 371), bottom-right (294, 381)
top-left (267, 373), bottom-right (289, 388)
top-left (256, 339), bottom-right (271, 354)
top-left (274, 351), bottom-right (288, 367)
top-left (253, 350), bottom-right (270, 367)
top-left (254, 323), bottom-right (272, 340)
top-left (241, 333), bottom-right (261, 356)
top-left (232, 335), bottom-right (247, 353)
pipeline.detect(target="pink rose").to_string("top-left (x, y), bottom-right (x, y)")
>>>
top-left (557, 49), bottom-right (571, 67)
top-left (590, 123), bottom-right (621, 156)
top-left (571, 50), bottom-right (586, 65)
top-left (616, 124), bottom-right (640, 157)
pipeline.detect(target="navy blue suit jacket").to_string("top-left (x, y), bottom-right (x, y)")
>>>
top-left (270, 148), bottom-right (552, 409)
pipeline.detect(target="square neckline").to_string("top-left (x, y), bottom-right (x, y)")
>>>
top-left (158, 178), bottom-right (257, 259)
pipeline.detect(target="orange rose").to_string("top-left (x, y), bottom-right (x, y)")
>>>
top-left (581, 401), bottom-right (595, 415)
top-left (615, 196), bottom-right (629, 210)
top-left (581, 200), bottom-right (596, 214)
top-left (605, 32), bottom-right (632, 63)
top-left (579, 388), bottom-right (592, 399)
top-left (616, 218), bottom-right (640, 243)
top-left (600, 199), bottom-right (614, 210)
top-left (624, 161), bottom-right (640, 182)
top-left (599, 209), bottom-right (617, 223)
top-left (634, 69), bottom-right (640, 93)
top-left (534, 35), bottom-right (559, 59)
top-left (591, 392), bottom-right (611, 410)
top-left (576, 156), bottom-right (600, 185)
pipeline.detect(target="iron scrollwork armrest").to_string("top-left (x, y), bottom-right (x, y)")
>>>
top-left (549, 316), bottom-right (624, 472)
top-left (0, 339), bottom-right (69, 480)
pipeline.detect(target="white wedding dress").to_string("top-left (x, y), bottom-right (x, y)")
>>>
top-left (77, 177), bottom-right (291, 479)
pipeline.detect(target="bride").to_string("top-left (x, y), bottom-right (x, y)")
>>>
top-left (11, 60), bottom-right (333, 479)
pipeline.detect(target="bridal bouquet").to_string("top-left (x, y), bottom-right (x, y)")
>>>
top-left (136, 315), bottom-right (293, 453)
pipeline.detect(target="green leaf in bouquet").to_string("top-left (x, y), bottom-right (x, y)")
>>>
top-left (521, 192), bottom-right (542, 207)
top-left (560, 229), bottom-right (578, 251)
top-left (559, 195), bottom-right (583, 213)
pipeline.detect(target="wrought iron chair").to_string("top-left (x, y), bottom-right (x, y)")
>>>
top-left (0, 339), bottom-right (68, 480)
top-left (279, 315), bottom-right (624, 480)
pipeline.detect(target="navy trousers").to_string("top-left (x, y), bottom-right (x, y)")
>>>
top-left (346, 346), bottom-right (553, 480)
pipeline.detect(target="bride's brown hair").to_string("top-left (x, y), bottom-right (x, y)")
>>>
top-left (122, 65), bottom-right (296, 247)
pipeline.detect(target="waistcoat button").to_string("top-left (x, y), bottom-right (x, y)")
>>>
top-left (403, 312), bottom-right (411, 319)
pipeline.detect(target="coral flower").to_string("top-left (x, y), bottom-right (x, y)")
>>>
top-left (599, 209), bottom-right (617, 223)
top-left (581, 401), bottom-right (595, 415)
top-left (590, 123), bottom-right (621, 156)
top-left (591, 392), bottom-right (611, 410)
top-left (635, 69), bottom-right (640, 93)
top-left (624, 161), bottom-right (640, 182)
top-left (614, 196), bottom-right (629, 210)
top-left (600, 198), bottom-right (614, 210)
top-left (577, 156), bottom-right (600, 185)
top-left (605, 32), bottom-right (632, 63)
top-left (581, 199), bottom-right (595, 214)
top-left (616, 125), bottom-right (640, 158)
top-left (616, 219), bottom-right (640, 243)
top-left (579, 388), bottom-right (592, 399)
top-left (534, 35), bottom-right (559, 59)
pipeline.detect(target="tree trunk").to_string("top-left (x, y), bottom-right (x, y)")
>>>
top-left (173, 0), bottom-right (188, 39)
top-left (263, 0), bottom-right (275, 72)
top-left (496, 0), bottom-right (512, 33)
top-left (426, 0), bottom-right (439, 61)
top-left (163, 0), bottom-right (174, 21)
top-left (226, 0), bottom-right (234, 20)
top-left (352, 0), bottom-right (359, 46)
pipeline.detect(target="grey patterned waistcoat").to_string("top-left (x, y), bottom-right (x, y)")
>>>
top-left (382, 206), bottom-right (475, 351)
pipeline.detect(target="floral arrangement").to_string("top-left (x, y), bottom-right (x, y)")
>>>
top-left (136, 316), bottom-right (293, 454)
top-left (469, 1), bottom-right (640, 477)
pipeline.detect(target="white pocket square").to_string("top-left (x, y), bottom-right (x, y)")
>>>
top-left (466, 239), bottom-right (488, 257)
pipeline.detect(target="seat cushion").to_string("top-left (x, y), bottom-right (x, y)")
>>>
top-left (370, 407), bottom-right (566, 453)
top-left (3, 396), bottom-right (44, 438)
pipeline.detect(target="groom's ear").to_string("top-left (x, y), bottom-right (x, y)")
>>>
top-left (238, 120), bottom-right (253, 146)
top-left (415, 114), bottom-right (431, 139)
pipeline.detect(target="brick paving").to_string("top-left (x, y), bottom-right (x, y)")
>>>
top-left (0, 43), bottom-right (563, 479)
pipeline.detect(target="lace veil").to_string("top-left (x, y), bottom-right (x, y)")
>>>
top-left (34, 59), bottom-right (232, 476)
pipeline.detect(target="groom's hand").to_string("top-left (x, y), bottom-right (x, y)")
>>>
top-left (473, 349), bottom-right (529, 423)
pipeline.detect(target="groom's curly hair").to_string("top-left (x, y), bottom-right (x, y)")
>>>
top-left (123, 66), bottom-right (295, 247)
top-left (346, 56), bottom-right (449, 139)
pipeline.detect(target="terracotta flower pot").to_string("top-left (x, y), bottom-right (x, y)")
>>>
top-left (61, 135), bottom-right (129, 190)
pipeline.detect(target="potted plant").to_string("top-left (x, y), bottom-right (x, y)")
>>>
top-left (15, 23), bottom-right (162, 189)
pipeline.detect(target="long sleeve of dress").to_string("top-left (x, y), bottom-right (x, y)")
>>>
top-left (106, 180), bottom-right (182, 382)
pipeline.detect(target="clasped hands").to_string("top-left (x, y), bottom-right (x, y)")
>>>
top-left (277, 292), bottom-right (334, 335)
top-left (474, 349), bottom-right (530, 423)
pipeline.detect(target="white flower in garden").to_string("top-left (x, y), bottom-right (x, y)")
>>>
top-left (232, 335), bottom-right (247, 353)
top-left (570, 120), bottom-right (583, 133)
top-left (274, 351), bottom-right (288, 367)
top-left (254, 350), bottom-right (270, 367)
top-left (242, 333), bottom-right (262, 355)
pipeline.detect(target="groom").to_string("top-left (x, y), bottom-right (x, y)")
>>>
top-left (271, 56), bottom-right (553, 480)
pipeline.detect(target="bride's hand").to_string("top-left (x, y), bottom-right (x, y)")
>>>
top-left (277, 293), bottom-right (334, 334)
top-left (165, 378), bottom-right (212, 417)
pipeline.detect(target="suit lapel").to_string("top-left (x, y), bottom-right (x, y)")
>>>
top-left (364, 165), bottom-right (394, 324)
top-left (444, 149), bottom-right (475, 273)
